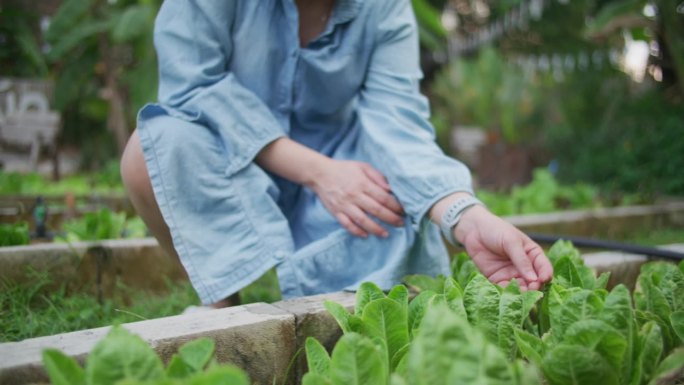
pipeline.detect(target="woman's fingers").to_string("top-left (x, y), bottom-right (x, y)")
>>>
top-left (502, 236), bottom-right (538, 283)
top-left (358, 194), bottom-right (404, 227)
top-left (360, 163), bottom-right (391, 190)
top-left (336, 212), bottom-right (368, 238)
top-left (364, 182), bottom-right (404, 216)
top-left (321, 161), bottom-right (406, 238)
top-left (486, 263), bottom-right (524, 285)
top-left (525, 237), bottom-right (553, 282)
top-left (346, 205), bottom-right (388, 238)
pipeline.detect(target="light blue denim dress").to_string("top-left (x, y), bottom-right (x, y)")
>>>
top-left (137, 0), bottom-right (474, 305)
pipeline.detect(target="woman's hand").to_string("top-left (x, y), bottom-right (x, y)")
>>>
top-left (454, 205), bottom-right (553, 290)
top-left (308, 159), bottom-right (405, 238)
top-left (255, 138), bottom-right (404, 238)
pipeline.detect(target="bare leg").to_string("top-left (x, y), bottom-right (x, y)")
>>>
top-left (120, 130), bottom-right (240, 307)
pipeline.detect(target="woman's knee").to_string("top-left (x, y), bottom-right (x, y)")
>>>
top-left (120, 130), bottom-right (152, 199)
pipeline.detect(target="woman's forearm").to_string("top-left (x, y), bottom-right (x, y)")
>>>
top-left (255, 137), bottom-right (330, 188)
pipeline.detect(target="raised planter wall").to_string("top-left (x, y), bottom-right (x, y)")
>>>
top-left (0, 239), bottom-right (187, 298)
top-left (506, 201), bottom-right (684, 238)
top-left (1, 202), bottom-right (683, 299)
top-left (0, 194), bottom-right (134, 230)
top-left (0, 292), bottom-right (356, 385)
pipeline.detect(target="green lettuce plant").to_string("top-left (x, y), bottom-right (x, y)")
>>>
top-left (57, 209), bottom-right (147, 242)
top-left (41, 326), bottom-right (249, 385)
top-left (307, 241), bottom-right (684, 385)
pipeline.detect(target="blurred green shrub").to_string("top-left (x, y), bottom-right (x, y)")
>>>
top-left (478, 169), bottom-right (601, 216)
top-left (0, 222), bottom-right (31, 247)
top-left (432, 47), bottom-right (548, 146)
top-left (544, 69), bottom-right (684, 196)
top-left (432, 49), bottom-right (684, 196)
top-left (57, 209), bottom-right (147, 242)
top-left (0, 169), bottom-right (123, 196)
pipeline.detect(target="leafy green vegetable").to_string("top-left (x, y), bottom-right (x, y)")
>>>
top-left (327, 333), bottom-right (388, 385)
top-left (599, 285), bottom-right (637, 382)
top-left (354, 282), bottom-right (386, 316)
top-left (635, 322), bottom-right (664, 384)
top-left (176, 338), bottom-right (215, 373)
top-left (305, 337), bottom-right (331, 376)
top-left (360, 298), bottom-right (409, 370)
top-left (451, 252), bottom-right (478, 288)
top-left (404, 304), bottom-right (539, 385)
top-left (463, 274), bottom-right (501, 342)
top-left (307, 240), bottom-right (684, 385)
top-left (542, 344), bottom-right (619, 385)
top-left (403, 274), bottom-right (444, 294)
top-left (442, 277), bottom-right (467, 319)
top-left (57, 209), bottom-right (146, 242)
top-left (514, 329), bottom-right (545, 367)
top-left (85, 326), bottom-right (164, 385)
top-left (387, 285), bottom-right (409, 308)
top-left (647, 347), bottom-right (684, 385)
top-left (407, 290), bottom-right (436, 335)
top-left (671, 311), bottom-right (684, 342)
top-left (302, 372), bottom-right (332, 385)
top-left (634, 262), bottom-right (684, 353)
top-left (42, 326), bottom-right (249, 385)
top-left (0, 170), bottom-right (123, 195)
top-left (324, 300), bottom-right (356, 334)
top-left (43, 349), bottom-right (86, 385)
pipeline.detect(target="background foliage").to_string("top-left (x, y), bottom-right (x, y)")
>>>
top-left (1, 0), bottom-right (682, 196)
top-left (433, 0), bottom-right (684, 195)
top-left (0, 0), bottom-right (160, 167)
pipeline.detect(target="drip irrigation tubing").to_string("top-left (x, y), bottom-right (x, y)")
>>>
top-left (526, 233), bottom-right (684, 262)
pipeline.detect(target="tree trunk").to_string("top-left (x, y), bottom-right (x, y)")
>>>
top-left (99, 36), bottom-right (130, 155)
top-left (656, 0), bottom-right (684, 96)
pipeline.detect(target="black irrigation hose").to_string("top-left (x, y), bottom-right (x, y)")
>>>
top-left (526, 233), bottom-right (684, 262)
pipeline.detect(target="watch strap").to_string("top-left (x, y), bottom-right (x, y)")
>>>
top-left (439, 196), bottom-right (483, 246)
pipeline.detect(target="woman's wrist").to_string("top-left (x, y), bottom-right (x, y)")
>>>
top-left (428, 192), bottom-right (474, 222)
top-left (452, 204), bottom-right (487, 243)
top-left (429, 191), bottom-right (485, 245)
top-left (256, 137), bottom-right (332, 188)
top-left (302, 157), bottom-right (334, 190)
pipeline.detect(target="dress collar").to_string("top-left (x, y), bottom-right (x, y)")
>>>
top-left (331, 0), bottom-right (361, 25)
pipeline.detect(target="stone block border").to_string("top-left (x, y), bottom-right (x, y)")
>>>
top-left (0, 292), bottom-right (355, 385)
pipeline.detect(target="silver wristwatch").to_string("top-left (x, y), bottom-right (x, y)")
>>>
top-left (439, 196), bottom-right (483, 246)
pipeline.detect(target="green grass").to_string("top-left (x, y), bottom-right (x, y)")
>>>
top-left (240, 268), bottom-right (282, 305)
top-left (0, 268), bottom-right (282, 343)
top-left (0, 271), bottom-right (199, 343)
top-left (629, 227), bottom-right (684, 246)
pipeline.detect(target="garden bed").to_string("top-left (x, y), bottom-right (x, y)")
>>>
top-left (0, 193), bottom-right (134, 235)
top-left (1, 203), bottom-right (683, 384)
top-left (1, 244), bottom-right (682, 385)
top-left (2, 202), bottom-right (682, 295)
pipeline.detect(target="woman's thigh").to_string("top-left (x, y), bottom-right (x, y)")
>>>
top-left (137, 110), bottom-right (295, 303)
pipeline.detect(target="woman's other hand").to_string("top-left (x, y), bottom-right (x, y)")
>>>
top-left (308, 159), bottom-right (405, 238)
top-left (256, 138), bottom-right (404, 238)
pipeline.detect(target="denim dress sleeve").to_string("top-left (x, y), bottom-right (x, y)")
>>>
top-left (153, 0), bottom-right (286, 176)
top-left (357, 0), bottom-right (474, 227)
